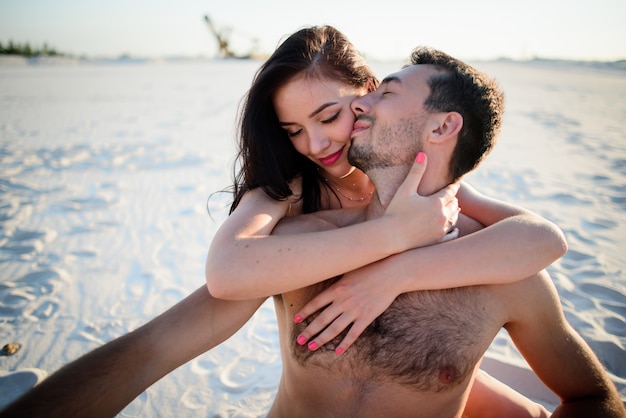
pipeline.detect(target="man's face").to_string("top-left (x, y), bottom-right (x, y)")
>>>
top-left (348, 65), bottom-right (439, 172)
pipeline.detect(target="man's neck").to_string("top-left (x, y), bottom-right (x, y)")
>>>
top-left (365, 166), bottom-right (411, 215)
top-left (365, 163), bottom-right (451, 221)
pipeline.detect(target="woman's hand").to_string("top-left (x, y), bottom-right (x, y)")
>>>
top-left (383, 152), bottom-right (460, 252)
top-left (293, 262), bottom-right (401, 355)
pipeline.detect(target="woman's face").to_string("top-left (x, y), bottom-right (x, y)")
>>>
top-left (273, 74), bottom-right (367, 179)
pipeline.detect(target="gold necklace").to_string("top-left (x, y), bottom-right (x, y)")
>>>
top-left (320, 172), bottom-right (374, 202)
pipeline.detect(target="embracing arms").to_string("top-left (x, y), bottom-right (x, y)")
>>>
top-left (356, 181), bottom-right (567, 292)
top-left (294, 181), bottom-right (567, 352)
top-left (206, 159), bottom-right (458, 299)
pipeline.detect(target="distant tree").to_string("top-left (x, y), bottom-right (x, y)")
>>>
top-left (0, 40), bottom-right (64, 57)
top-left (23, 42), bottom-right (33, 57)
top-left (7, 40), bottom-right (17, 54)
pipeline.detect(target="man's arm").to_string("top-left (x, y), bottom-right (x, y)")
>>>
top-left (502, 271), bottom-right (624, 417)
top-left (0, 287), bottom-right (265, 418)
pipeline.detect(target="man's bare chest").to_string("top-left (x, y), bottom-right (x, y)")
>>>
top-left (286, 284), bottom-right (497, 391)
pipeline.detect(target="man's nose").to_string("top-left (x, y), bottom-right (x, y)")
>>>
top-left (351, 95), bottom-right (369, 115)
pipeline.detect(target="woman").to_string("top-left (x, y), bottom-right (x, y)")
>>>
top-left (206, 26), bottom-right (461, 300)
top-left (205, 26), bottom-right (561, 415)
top-left (206, 25), bottom-right (562, 339)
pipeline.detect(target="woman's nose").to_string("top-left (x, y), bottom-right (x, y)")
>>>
top-left (309, 132), bottom-right (330, 155)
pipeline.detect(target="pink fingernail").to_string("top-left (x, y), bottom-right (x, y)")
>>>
top-left (335, 347), bottom-right (344, 355)
top-left (308, 341), bottom-right (318, 350)
top-left (416, 152), bottom-right (425, 164)
top-left (294, 315), bottom-right (302, 323)
top-left (297, 335), bottom-right (306, 345)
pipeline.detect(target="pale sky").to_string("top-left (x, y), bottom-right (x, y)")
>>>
top-left (1, 0), bottom-right (625, 62)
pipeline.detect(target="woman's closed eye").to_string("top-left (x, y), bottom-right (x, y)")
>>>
top-left (286, 128), bottom-right (302, 138)
top-left (321, 111), bottom-right (340, 124)
top-left (284, 110), bottom-right (340, 137)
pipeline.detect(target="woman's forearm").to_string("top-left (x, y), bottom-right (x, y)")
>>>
top-left (207, 211), bottom-right (410, 299)
top-left (206, 184), bottom-right (453, 300)
top-left (375, 181), bottom-right (566, 292)
top-left (373, 214), bottom-right (567, 294)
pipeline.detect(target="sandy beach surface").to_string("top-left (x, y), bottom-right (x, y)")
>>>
top-left (0, 57), bottom-right (624, 416)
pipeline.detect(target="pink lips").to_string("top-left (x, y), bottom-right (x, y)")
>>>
top-left (318, 148), bottom-right (343, 166)
top-left (351, 120), bottom-right (369, 137)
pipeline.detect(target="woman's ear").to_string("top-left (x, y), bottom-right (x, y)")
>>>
top-left (428, 112), bottom-right (463, 144)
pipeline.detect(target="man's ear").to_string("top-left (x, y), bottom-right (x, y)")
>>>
top-left (428, 112), bottom-right (463, 144)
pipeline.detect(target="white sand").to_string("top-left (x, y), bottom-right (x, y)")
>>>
top-left (0, 58), bottom-right (624, 416)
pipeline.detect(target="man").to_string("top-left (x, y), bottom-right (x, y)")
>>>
top-left (2, 48), bottom-right (622, 417)
top-left (261, 48), bottom-right (623, 417)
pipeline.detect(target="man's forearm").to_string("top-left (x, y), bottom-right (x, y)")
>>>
top-left (551, 395), bottom-right (625, 418)
top-left (0, 287), bottom-right (265, 418)
top-left (0, 328), bottom-right (155, 418)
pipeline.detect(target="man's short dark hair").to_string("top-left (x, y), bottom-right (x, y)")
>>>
top-left (409, 47), bottom-right (505, 181)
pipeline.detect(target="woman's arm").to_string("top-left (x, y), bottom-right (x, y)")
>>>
top-left (206, 159), bottom-right (459, 299)
top-left (463, 370), bottom-right (549, 418)
top-left (294, 181), bottom-right (567, 352)
top-left (392, 180), bottom-right (569, 290)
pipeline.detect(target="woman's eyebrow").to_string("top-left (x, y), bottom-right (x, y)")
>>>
top-left (279, 102), bottom-right (339, 126)
top-left (308, 102), bottom-right (338, 118)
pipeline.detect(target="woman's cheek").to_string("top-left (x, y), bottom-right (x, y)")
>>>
top-left (290, 138), bottom-right (308, 156)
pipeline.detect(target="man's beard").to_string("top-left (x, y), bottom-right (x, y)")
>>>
top-left (348, 116), bottom-right (424, 173)
top-left (348, 140), bottom-right (387, 172)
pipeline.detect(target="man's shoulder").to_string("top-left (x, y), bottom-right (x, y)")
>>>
top-left (455, 213), bottom-right (484, 237)
top-left (274, 208), bottom-right (366, 235)
top-left (313, 207), bottom-right (367, 228)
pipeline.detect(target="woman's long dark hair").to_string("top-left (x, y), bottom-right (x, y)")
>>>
top-left (229, 25), bottom-right (378, 214)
